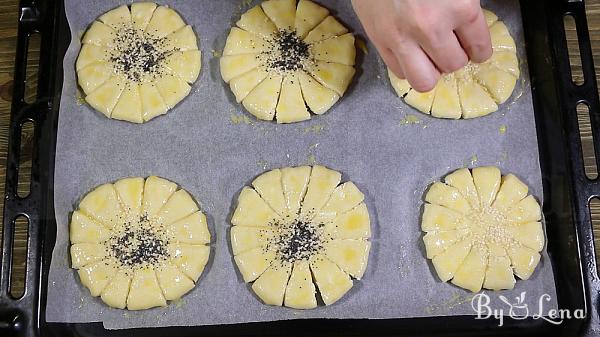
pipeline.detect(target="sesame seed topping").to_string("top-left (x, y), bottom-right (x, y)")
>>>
top-left (259, 29), bottom-right (313, 76)
top-left (267, 219), bottom-right (328, 263)
top-left (103, 213), bottom-right (170, 270)
top-left (107, 25), bottom-right (175, 83)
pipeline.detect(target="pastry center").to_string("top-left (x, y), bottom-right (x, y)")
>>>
top-left (269, 220), bottom-right (325, 263)
top-left (260, 30), bottom-right (311, 75)
top-left (466, 207), bottom-right (514, 249)
top-left (105, 215), bottom-right (170, 268)
top-left (109, 27), bottom-right (170, 83)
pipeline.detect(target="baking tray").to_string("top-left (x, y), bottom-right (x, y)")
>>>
top-left (0, 0), bottom-right (598, 335)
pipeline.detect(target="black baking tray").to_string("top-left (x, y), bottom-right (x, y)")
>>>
top-left (1, 0), bottom-right (599, 336)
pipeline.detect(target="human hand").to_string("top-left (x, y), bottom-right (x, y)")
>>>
top-left (352, 0), bottom-right (493, 92)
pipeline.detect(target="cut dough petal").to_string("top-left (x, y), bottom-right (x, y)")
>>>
top-left (76, 44), bottom-right (110, 71)
top-left (425, 182), bottom-right (471, 214)
top-left (231, 226), bottom-right (272, 255)
top-left (168, 243), bottom-right (210, 282)
top-left (483, 255), bottom-right (515, 290)
top-left (127, 268), bottom-right (167, 310)
top-left (487, 50), bottom-right (520, 77)
top-left (431, 239), bottom-right (472, 282)
top-left (113, 177), bottom-right (144, 218)
top-left (431, 76), bottom-right (461, 119)
top-left (300, 165), bottom-right (342, 219)
top-left (251, 260), bottom-right (292, 306)
top-left (507, 245), bottom-right (541, 280)
top-left (299, 71), bottom-right (340, 114)
top-left (506, 195), bottom-right (541, 224)
top-left (423, 230), bottom-right (460, 259)
top-left (100, 269), bottom-right (131, 309)
top-left (458, 80), bottom-right (498, 119)
top-left (404, 87), bottom-right (436, 114)
top-left (295, 0), bottom-right (329, 38)
top-left (164, 25), bottom-right (199, 51)
top-left (168, 212), bottom-right (211, 245)
top-left (472, 166), bottom-right (502, 208)
top-left (325, 239), bottom-right (370, 279)
top-left (139, 82), bottom-right (169, 121)
top-left (223, 27), bottom-right (270, 56)
top-left (111, 83), bottom-right (143, 123)
top-left (252, 169), bottom-right (287, 215)
top-left (142, 176), bottom-right (177, 217)
top-left (157, 189), bottom-right (199, 225)
top-left (82, 21), bottom-right (116, 47)
top-left (145, 6), bottom-right (186, 38)
top-left (69, 210), bottom-right (112, 244)
top-left (131, 2), bottom-right (157, 31)
top-left (326, 203), bottom-right (371, 239)
top-left (508, 222), bottom-right (545, 252)
top-left (475, 64), bottom-right (517, 104)
top-left (154, 74), bottom-right (192, 109)
top-left (421, 204), bottom-right (465, 232)
top-left (79, 183), bottom-right (123, 228)
top-left (317, 182), bottom-right (365, 221)
top-left (78, 261), bottom-right (116, 297)
top-left (276, 75), bottom-right (311, 124)
top-left (77, 62), bottom-right (114, 95)
top-left (490, 21), bottom-right (516, 51)
top-left (99, 5), bottom-right (131, 30)
top-left (261, 0), bottom-right (297, 30)
top-left (444, 168), bottom-right (478, 208)
top-left (232, 187), bottom-right (280, 227)
top-left (310, 256), bottom-right (353, 306)
top-left (164, 50), bottom-right (202, 84)
top-left (229, 68), bottom-right (269, 103)
top-left (234, 247), bottom-right (276, 282)
top-left (242, 75), bottom-right (283, 121)
top-left (70, 243), bottom-right (107, 269)
top-left (281, 166), bottom-right (312, 215)
top-left (308, 61), bottom-right (355, 96)
top-left (304, 16), bottom-right (348, 43)
top-left (451, 246), bottom-right (487, 292)
top-left (284, 261), bottom-right (317, 309)
top-left (312, 33), bottom-right (356, 65)
top-left (85, 76), bottom-right (126, 118)
top-left (236, 5), bottom-right (278, 38)
top-left (492, 174), bottom-right (529, 211)
top-left (155, 263), bottom-right (196, 301)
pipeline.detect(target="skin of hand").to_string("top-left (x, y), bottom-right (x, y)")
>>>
top-left (351, 0), bottom-right (493, 92)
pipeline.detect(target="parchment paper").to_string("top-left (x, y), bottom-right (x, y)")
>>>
top-left (47, 0), bottom-right (558, 329)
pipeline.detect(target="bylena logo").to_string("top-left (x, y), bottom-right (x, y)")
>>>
top-left (471, 292), bottom-right (585, 327)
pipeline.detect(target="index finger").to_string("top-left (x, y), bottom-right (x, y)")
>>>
top-left (454, 9), bottom-right (493, 63)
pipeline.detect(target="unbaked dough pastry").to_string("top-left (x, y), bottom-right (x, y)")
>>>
top-left (220, 0), bottom-right (356, 123)
top-left (70, 176), bottom-right (210, 310)
top-left (389, 9), bottom-right (519, 119)
top-left (76, 3), bottom-right (201, 123)
top-left (230, 165), bottom-right (371, 308)
top-left (422, 167), bottom-right (544, 292)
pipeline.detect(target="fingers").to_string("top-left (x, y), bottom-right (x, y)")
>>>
top-left (419, 31), bottom-right (469, 74)
top-left (454, 9), bottom-right (493, 63)
top-left (380, 46), bottom-right (405, 79)
top-left (393, 40), bottom-right (440, 92)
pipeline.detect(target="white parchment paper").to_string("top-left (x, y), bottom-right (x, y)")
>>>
top-left (46, 0), bottom-right (558, 329)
